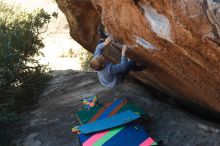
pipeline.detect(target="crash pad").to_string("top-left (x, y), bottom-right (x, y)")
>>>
top-left (78, 124), bottom-right (157, 146)
top-left (96, 98), bottom-right (124, 120)
top-left (78, 110), bottom-right (140, 134)
top-left (76, 98), bottom-right (145, 125)
top-left (76, 104), bottom-right (103, 125)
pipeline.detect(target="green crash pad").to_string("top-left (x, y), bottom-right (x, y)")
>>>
top-left (76, 99), bottom-right (146, 125)
top-left (76, 104), bottom-right (103, 125)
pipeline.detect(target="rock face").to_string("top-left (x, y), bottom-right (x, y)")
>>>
top-left (56, 0), bottom-right (220, 114)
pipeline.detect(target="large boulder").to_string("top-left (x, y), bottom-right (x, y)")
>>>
top-left (56, 0), bottom-right (220, 115)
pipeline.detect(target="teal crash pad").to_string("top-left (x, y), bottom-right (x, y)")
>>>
top-left (78, 110), bottom-right (140, 134)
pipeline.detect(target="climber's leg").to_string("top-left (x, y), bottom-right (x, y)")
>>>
top-left (120, 60), bottom-right (136, 80)
top-left (131, 61), bottom-right (146, 72)
top-left (121, 60), bottom-right (146, 81)
top-left (125, 60), bottom-right (146, 72)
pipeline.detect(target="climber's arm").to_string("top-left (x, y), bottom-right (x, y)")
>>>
top-left (109, 45), bottom-right (129, 74)
top-left (93, 36), bottom-right (112, 57)
top-left (103, 36), bottom-right (112, 46)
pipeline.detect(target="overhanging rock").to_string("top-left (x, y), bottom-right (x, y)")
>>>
top-left (56, 0), bottom-right (220, 115)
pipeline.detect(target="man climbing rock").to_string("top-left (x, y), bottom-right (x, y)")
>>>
top-left (90, 35), bottom-right (145, 88)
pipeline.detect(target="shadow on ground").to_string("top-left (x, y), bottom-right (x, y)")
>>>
top-left (13, 70), bottom-right (220, 146)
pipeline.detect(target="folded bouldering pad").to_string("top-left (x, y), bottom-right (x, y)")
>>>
top-left (78, 124), bottom-right (157, 146)
top-left (74, 98), bottom-right (157, 146)
top-left (76, 98), bottom-right (146, 125)
top-left (78, 110), bottom-right (140, 134)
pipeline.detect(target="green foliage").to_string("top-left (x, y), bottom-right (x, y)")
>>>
top-left (0, 2), bottom-right (52, 145)
top-left (79, 48), bottom-right (93, 71)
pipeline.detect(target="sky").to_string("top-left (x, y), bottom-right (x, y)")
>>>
top-left (3, 0), bottom-right (84, 70)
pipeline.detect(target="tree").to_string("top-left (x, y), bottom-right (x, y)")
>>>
top-left (0, 2), bottom-right (52, 145)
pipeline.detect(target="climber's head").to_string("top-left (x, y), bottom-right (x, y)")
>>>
top-left (90, 55), bottom-right (105, 71)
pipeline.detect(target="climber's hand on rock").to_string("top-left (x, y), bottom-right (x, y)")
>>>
top-left (122, 45), bottom-right (128, 56)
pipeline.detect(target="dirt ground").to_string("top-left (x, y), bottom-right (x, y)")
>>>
top-left (13, 70), bottom-right (220, 146)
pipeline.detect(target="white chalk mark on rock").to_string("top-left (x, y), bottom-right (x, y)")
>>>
top-left (138, 2), bottom-right (172, 42)
top-left (135, 36), bottom-right (156, 51)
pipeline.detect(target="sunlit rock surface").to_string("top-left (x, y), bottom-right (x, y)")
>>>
top-left (56, 0), bottom-right (220, 114)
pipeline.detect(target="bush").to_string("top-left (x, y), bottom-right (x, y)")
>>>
top-left (79, 48), bottom-right (93, 71)
top-left (0, 2), bottom-right (52, 145)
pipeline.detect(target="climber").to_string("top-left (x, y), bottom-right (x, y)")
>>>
top-left (90, 34), bottom-right (145, 88)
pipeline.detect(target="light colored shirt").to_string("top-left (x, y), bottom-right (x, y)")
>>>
top-left (94, 43), bottom-right (128, 88)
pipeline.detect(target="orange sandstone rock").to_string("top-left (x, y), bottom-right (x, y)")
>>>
top-left (56, 0), bottom-right (220, 114)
